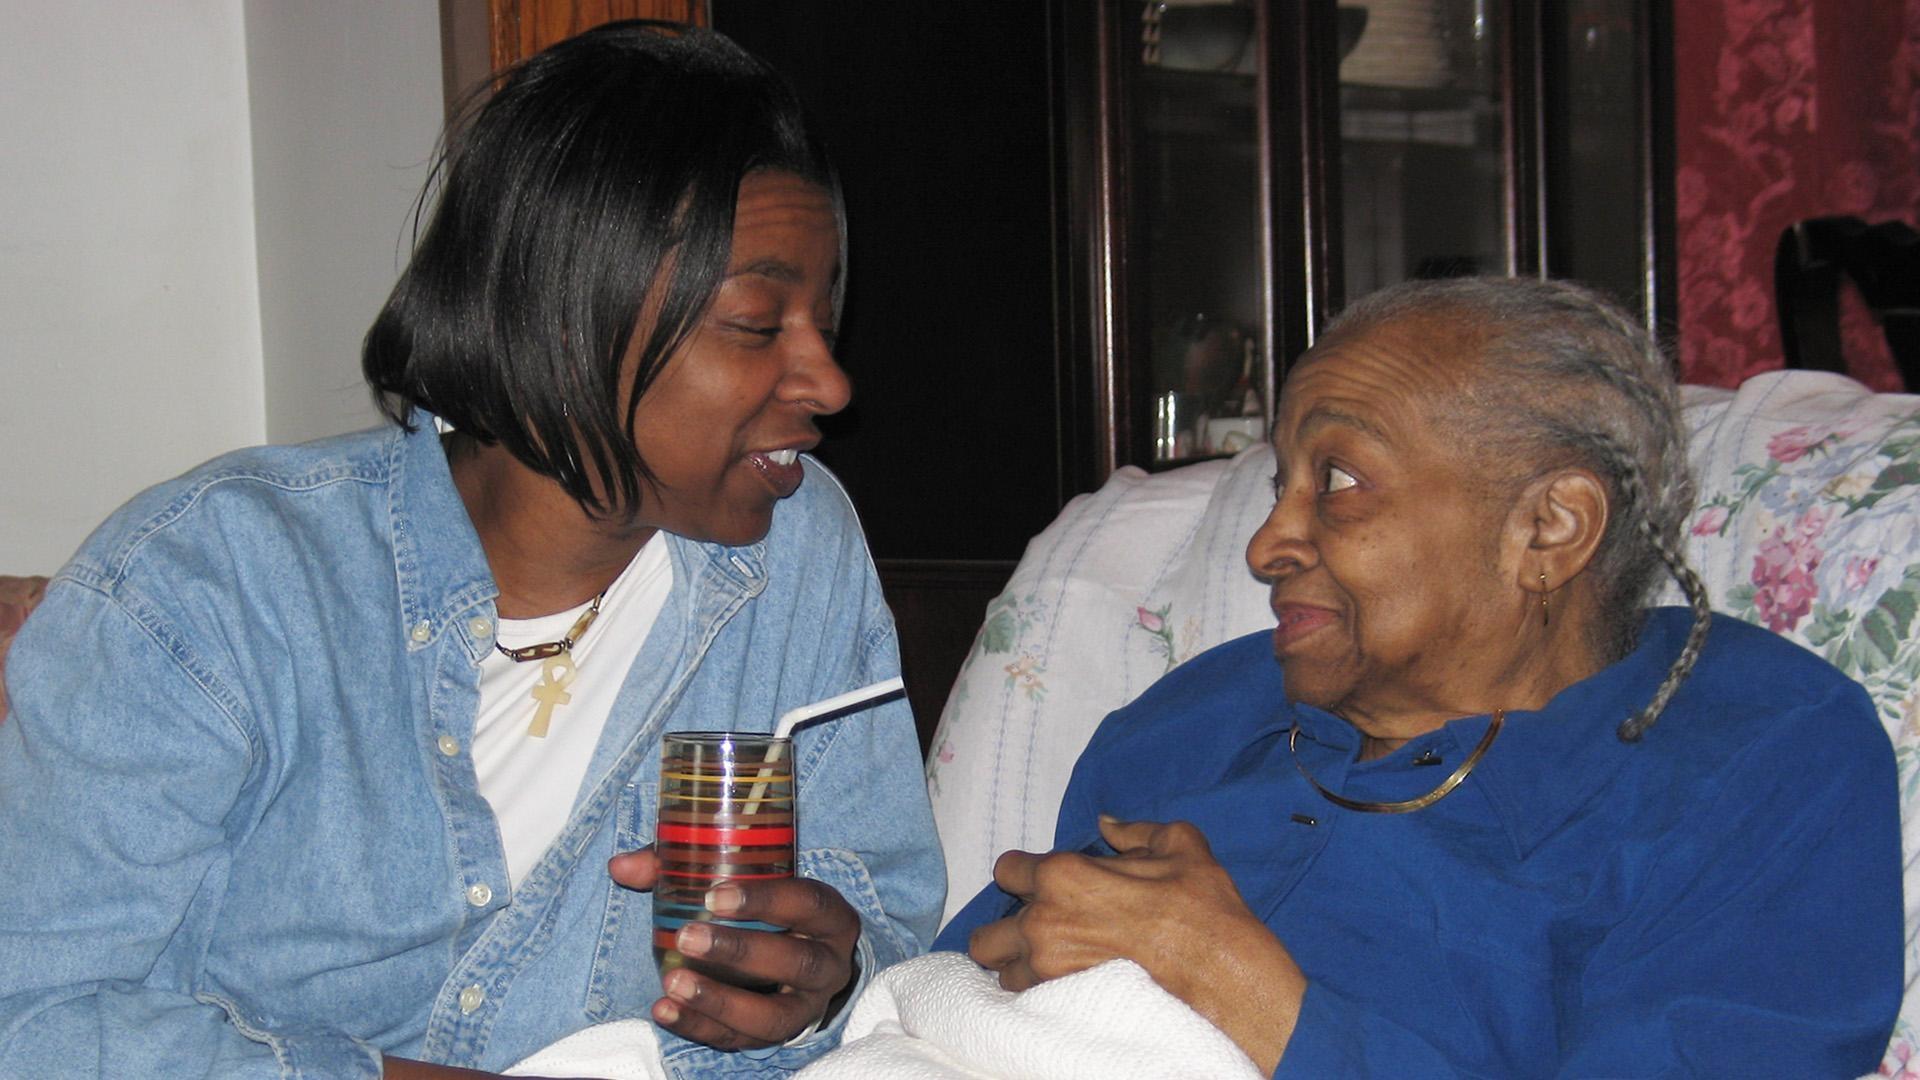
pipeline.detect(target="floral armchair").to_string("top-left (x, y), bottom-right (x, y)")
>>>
top-left (924, 370), bottom-right (1920, 1077)
top-left (0, 575), bottom-right (48, 724)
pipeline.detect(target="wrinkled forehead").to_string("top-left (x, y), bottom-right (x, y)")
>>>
top-left (1276, 314), bottom-right (1486, 435)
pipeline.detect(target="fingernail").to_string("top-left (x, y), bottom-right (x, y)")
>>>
top-left (1098, 813), bottom-right (1120, 824)
top-left (677, 922), bottom-right (713, 957)
top-left (655, 999), bottom-right (681, 1023)
top-left (665, 968), bottom-right (698, 1003)
top-left (705, 884), bottom-right (744, 915)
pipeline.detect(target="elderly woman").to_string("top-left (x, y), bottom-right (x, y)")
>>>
top-left (938, 277), bottom-right (1902, 1076)
top-left (0, 23), bottom-right (941, 1080)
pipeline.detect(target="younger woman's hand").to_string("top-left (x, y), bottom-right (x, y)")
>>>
top-left (609, 849), bottom-right (861, 1051)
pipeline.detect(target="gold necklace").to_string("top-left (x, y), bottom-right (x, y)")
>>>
top-left (1289, 709), bottom-right (1505, 814)
top-left (496, 589), bottom-right (608, 739)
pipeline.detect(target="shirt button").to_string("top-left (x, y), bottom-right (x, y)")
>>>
top-left (458, 984), bottom-right (485, 1014)
top-left (467, 882), bottom-right (492, 907)
top-left (468, 616), bottom-right (493, 640)
top-left (409, 620), bottom-right (432, 643)
top-left (437, 735), bottom-right (460, 757)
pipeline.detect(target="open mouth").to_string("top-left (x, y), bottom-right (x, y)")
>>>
top-left (1272, 604), bottom-right (1335, 649)
top-left (748, 448), bottom-right (806, 498)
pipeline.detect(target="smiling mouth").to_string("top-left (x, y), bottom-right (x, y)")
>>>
top-left (1271, 604), bottom-right (1336, 650)
top-left (748, 448), bottom-right (807, 498)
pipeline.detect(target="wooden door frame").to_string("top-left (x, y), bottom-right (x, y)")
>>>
top-left (440, 0), bottom-right (709, 109)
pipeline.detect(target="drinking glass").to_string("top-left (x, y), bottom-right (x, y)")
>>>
top-left (654, 732), bottom-right (796, 991)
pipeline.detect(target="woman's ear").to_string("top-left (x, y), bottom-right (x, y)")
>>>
top-left (1514, 468), bottom-right (1610, 591)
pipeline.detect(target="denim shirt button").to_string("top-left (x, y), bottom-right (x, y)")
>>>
top-left (466, 883), bottom-right (492, 907)
top-left (437, 735), bottom-right (461, 757)
top-left (467, 616), bottom-right (492, 640)
top-left (458, 984), bottom-right (485, 1014)
top-left (409, 620), bottom-right (432, 643)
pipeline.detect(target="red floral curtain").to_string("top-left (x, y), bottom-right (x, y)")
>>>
top-left (1674, 0), bottom-right (1920, 389)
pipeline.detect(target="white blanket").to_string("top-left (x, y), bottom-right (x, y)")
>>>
top-left (796, 952), bottom-right (1261, 1080)
top-left (506, 1017), bottom-right (666, 1080)
top-left (506, 952), bottom-right (1260, 1079)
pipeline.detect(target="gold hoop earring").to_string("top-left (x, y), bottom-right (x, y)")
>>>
top-left (1540, 572), bottom-right (1550, 628)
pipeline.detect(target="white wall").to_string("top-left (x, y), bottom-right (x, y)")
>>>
top-left (244, 0), bottom-right (443, 445)
top-left (0, 2), bottom-right (444, 574)
top-left (0, 3), bottom-right (265, 573)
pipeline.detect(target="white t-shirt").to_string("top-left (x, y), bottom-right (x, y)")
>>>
top-left (474, 536), bottom-right (671, 890)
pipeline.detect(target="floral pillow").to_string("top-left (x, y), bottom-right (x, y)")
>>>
top-left (1679, 379), bottom-right (1920, 728)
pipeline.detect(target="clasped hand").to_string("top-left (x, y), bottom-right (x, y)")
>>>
top-left (966, 815), bottom-right (1305, 1074)
top-left (609, 849), bottom-right (859, 1052)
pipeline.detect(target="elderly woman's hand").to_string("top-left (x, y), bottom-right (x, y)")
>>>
top-left (968, 816), bottom-right (1307, 1074)
top-left (609, 848), bottom-right (861, 1052)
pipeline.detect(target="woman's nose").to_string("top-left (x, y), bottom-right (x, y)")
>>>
top-left (1246, 489), bottom-right (1316, 580)
top-left (785, 329), bottom-right (852, 416)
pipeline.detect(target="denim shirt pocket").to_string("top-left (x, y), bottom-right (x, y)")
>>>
top-left (584, 776), bottom-right (661, 1023)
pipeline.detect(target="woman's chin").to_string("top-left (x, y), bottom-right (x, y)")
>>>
top-left (1275, 662), bottom-right (1353, 716)
top-left (692, 509), bottom-right (777, 549)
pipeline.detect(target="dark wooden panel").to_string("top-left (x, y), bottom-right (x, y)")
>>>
top-left (876, 559), bottom-right (1015, 756)
top-left (710, 1), bottom-right (1065, 756)
top-left (712, 0), bottom-right (1069, 563)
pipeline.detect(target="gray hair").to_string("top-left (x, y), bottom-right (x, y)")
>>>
top-left (1322, 276), bottom-right (1711, 742)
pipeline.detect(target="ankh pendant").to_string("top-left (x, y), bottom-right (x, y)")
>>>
top-left (527, 651), bottom-right (577, 738)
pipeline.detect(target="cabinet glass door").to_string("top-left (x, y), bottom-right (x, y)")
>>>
top-left (1124, 0), bottom-right (1270, 465)
top-left (1338, 0), bottom-right (1509, 295)
top-left (1336, 0), bottom-right (1662, 319)
top-left (1080, 0), bottom-right (1666, 477)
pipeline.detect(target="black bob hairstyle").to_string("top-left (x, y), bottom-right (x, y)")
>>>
top-left (363, 21), bottom-right (840, 515)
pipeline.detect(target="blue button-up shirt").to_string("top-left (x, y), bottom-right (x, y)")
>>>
top-left (0, 420), bottom-right (944, 1078)
top-left (939, 609), bottom-right (1902, 1076)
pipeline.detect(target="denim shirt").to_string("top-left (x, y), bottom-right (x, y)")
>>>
top-left (0, 420), bottom-right (944, 1079)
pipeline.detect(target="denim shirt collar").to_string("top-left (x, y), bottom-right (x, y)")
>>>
top-left (389, 418), bottom-right (496, 660)
top-left (1288, 608), bottom-right (1690, 860)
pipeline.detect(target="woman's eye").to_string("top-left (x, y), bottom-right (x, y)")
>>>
top-left (1322, 464), bottom-right (1357, 492)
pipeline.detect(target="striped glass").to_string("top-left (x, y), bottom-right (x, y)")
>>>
top-left (654, 732), bottom-right (796, 991)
